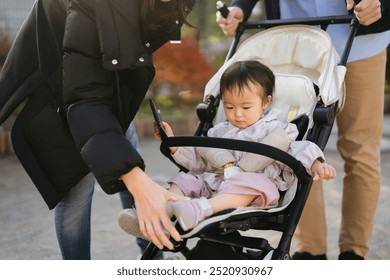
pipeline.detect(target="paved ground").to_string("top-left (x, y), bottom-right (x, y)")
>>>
top-left (0, 116), bottom-right (389, 260)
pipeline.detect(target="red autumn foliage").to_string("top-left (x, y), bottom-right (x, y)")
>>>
top-left (0, 35), bottom-right (11, 68)
top-left (153, 35), bottom-right (215, 95)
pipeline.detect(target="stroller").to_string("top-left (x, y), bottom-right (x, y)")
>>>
top-left (142, 14), bottom-right (358, 260)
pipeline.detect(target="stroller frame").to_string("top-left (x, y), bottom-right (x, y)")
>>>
top-left (141, 15), bottom-right (358, 260)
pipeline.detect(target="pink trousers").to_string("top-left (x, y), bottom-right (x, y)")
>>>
top-left (168, 171), bottom-right (280, 208)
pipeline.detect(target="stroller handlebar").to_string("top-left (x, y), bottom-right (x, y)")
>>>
top-left (226, 14), bottom-right (358, 64)
top-left (216, 1), bottom-right (229, 18)
top-left (161, 136), bottom-right (312, 184)
top-left (241, 14), bottom-right (355, 29)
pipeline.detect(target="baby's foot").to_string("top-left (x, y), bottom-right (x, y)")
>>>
top-left (118, 204), bottom-right (175, 239)
top-left (171, 197), bottom-right (213, 231)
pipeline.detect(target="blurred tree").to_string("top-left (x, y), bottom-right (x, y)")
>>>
top-left (152, 34), bottom-right (215, 106)
top-left (184, 0), bottom-right (234, 67)
top-left (0, 34), bottom-right (11, 69)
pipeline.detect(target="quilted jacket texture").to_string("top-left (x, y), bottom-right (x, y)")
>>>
top-left (0, 0), bottom-right (172, 208)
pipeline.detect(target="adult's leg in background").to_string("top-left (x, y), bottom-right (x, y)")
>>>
top-left (293, 180), bottom-right (328, 255)
top-left (337, 50), bottom-right (386, 257)
top-left (54, 172), bottom-right (95, 259)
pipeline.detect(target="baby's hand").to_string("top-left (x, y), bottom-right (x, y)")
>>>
top-left (153, 121), bottom-right (177, 153)
top-left (154, 121), bottom-right (174, 140)
top-left (311, 159), bottom-right (337, 181)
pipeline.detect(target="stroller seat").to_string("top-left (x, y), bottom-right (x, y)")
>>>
top-left (179, 71), bottom-right (318, 239)
top-left (180, 177), bottom-right (298, 239)
top-left (177, 24), bottom-right (344, 235)
top-left (211, 25), bottom-right (346, 123)
top-left (150, 22), bottom-right (354, 260)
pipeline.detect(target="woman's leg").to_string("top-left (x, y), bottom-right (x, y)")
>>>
top-left (54, 172), bottom-right (95, 260)
top-left (119, 190), bottom-right (134, 208)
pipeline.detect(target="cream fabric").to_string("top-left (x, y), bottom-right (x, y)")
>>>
top-left (206, 25), bottom-right (346, 125)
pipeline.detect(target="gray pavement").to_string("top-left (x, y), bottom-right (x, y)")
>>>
top-left (0, 116), bottom-right (389, 260)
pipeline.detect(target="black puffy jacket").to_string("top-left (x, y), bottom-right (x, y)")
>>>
top-left (0, 0), bottom-right (172, 209)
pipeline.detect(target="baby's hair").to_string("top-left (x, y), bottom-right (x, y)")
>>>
top-left (220, 60), bottom-right (275, 99)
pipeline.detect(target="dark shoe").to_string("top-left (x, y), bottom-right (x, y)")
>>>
top-left (338, 251), bottom-right (364, 260)
top-left (292, 251), bottom-right (327, 260)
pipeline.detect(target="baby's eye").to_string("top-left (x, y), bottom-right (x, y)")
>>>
top-left (243, 107), bottom-right (251, 110)
top-left (225, 106), bottom-right (233, 110)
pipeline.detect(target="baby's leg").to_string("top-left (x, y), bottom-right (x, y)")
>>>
top-left (208, 193), bottom-right (257, 214)
top-left (218, 173), bottom-right (279, 207)
top-left (168, 183), bottom-right (185, 197)
top-left (166, 183), bottom-right (187, 217)
top-left (168, 171), bottom-right (213, 198)
top-left (171, 173), bottom-right (279, 231)
top-left (170, 194), bottom-right (257, 231)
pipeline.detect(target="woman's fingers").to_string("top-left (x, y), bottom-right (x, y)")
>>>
top-left (136, 188), bottom-right (184, 250)
top-left (138, 214), bottom-right (176, 250)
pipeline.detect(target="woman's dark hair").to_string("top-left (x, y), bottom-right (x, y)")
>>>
top-left (220, 60), bottom-right (275, 99)
top-left (141, 0), bottom-right (196, 31)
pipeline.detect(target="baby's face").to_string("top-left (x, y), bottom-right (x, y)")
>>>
top-left (222, 82), bottom-right (271, 129)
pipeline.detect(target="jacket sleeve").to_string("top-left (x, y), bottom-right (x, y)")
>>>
top-left (237, 126), bottom-right (291, 172)
top-left (195, 124), bottom-right (237, 168)
top-left (171, 147), bottom-right (209, 172)
top-left (288, 140), bottom-right (325, 176)
top-left (0, 0), bottom-right (64, 125)
top-left (63, 0), bottom-right (180, 192)
top-left (354, 0), bottom-right (390, 35)
top-left (263, 139), bottom-right (324, 191)
top-left (63, 51), bottom-right (146, 190)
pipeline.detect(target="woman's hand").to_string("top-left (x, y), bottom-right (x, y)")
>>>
top-left (311, 159), bottom-right (337, 181)
top-left (346, 0), bottom-right (382, 26)
top-left (121, 167), bottom-right (185, 250)
top-left (216, 7), bottom-right (245, 36)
